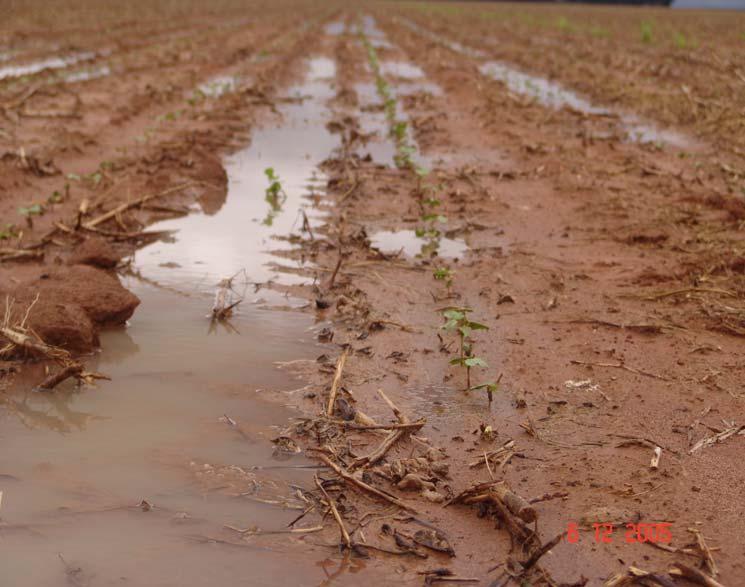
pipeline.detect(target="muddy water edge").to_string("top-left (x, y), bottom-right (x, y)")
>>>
top-left (0, 28), bottom-right (394, 587)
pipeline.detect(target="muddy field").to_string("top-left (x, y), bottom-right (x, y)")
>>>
top-left (1, 1), bottom-right (744, 586)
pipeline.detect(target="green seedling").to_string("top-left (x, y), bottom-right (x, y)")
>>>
top-left (433, 267), bottom-right (455, 296)
top-left (392, 121), bottom-right (407, 141)
top-left (472, 374), bottom-right (502, 403)
top-left (263, 167), bottom-right (287, 226)
top-left (414, 165), bottom-right (430, 194)
top-left (18, 204), bottom-right (43, 217)
top-left (47, 190), bottom-right (63, 204)
top-left (441, 307), bottom-right (489, 390)
top-left (360, 23), bottom-right (420, 172)
top-left (640, 21), bottom-right (653, 44)
top-left (556, 17), bottom-right (573, 32)
top-left (450, 355), bottom-right (488, 391)
top-left (0, 224), bottom-right (19, 240)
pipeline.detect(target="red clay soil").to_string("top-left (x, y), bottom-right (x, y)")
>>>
top-left (1, 3), bottom-right (744, 586)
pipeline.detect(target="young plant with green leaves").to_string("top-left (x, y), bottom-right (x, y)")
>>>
top-left (433, 266), bottom-right (455, 297)
top-left (0, 224), bottom-right (19, 240)
top-left (416, 194), bottom-right (446, 257)
top-left (359, 23), bottom-right (418, 171)
top-left (263, 167), bottom-right (287, 226)
top-left (640, 21), bottom-right (653, 44)
top-left (441, 306), bottom-right (489, 391)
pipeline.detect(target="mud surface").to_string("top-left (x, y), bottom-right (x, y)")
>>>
top-left (1, 3), bottom-right (744, 586)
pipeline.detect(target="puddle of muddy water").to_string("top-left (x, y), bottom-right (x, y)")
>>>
top-left (380, 60), bottom-right (426, 80)
top-left (137, 57), bottom-right (336, 292)
top-left (0, 51), bottom-right (96, 81)
top-left (480, 61), bottom-right (606, 115)
top-left (479, 61), bottom-right (692, 147)
top-left (398, 18), bottom-right (692, 149)
top-left (371, 229), bottom-right (468, 259)
top-left (325, 21), bottom-right (346, 36)
top-left (64, 64), bottom-right (112, 83)
top-left (0, 56), bottom-right (351, 586)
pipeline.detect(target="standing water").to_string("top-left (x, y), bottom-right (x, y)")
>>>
top-left (0, 57), bottom-right (364, 586)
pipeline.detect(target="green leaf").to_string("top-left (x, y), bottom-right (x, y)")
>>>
top-left (441, 318), bottom-right (459, 331)
top-left (458, 325), bottom-right (472, 339)
top-left (464, 357), bottom-right (488, 368)
top-left (18, 204), bottom-right (43, 216)
top-left (449, 357), bottom-right (466, 366)
top-left (442, 309), bottom-right (464, 321)
top-left (472, 381), bottom-right (499, 392)
top-left (465, 320), bottom-right (489, 331)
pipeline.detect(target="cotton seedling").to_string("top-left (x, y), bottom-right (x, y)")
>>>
top-left (441, 307), bottom-right (490, 390)
top-left (433, 267), bottom-right (455, 297)
top-left (472, 380), bottom-right (500, 403)
top-left (263, 167), bottom-right (287, 226)
top-left (392, 121), bottom-right (407, 141)
top-left (414, 165), bottom-right (429, 195)
top-left (640, 21), bottom-right (653, 44)
top-left (360, 24), bottom-right (420, 171)
top-left (17, 204), bottom-right (43, 217)
top-left (0, 224), bottom-right (19, 240)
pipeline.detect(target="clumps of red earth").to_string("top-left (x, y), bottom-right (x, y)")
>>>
top-left (1, 264), bottom-right (139, 352)
top-left (67, 236), bottom-right (121, 269)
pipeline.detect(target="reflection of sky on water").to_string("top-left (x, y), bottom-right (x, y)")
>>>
top-left (0, 51), bottom-right (95, 80)
top-left (134, 57), bottom-right (339, 294)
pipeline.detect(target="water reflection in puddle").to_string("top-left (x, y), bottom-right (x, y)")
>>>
top-left (64, 64), bottom-right (111, 83)
top-left (479, 62), bottom-right (691, 147)
top-left (397, 80), bottom-right (443, 97)
top-left (380, 61), bottom-right (425, 80)
top-left (0, 51), bottom-right (96, 81)
top-left (0, 55), bottom-right (344, 586)
top-left (400, 18), bottom-right (693, 148)
top-left (137, 57), bottom-right (337, 292)
top-left (371, 229), bottom-right (468, 259)
top-left (480, 61), bottom-right (605, 114)
top-left (407, 383), bottom-right (508, 419)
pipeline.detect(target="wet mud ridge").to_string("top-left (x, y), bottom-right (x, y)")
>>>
top-left (1, 4), bottom-right (745, 587)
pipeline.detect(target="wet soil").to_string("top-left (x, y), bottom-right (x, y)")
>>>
top-left (1, 3), bottom-right (744, 587)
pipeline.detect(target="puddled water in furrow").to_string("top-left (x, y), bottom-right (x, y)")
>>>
top-left (397, 17), bottom-right (694, 148)
top-left (0, 51), bottom-right (97, 81)
top-left (0, 55), bottom-right (353, 587)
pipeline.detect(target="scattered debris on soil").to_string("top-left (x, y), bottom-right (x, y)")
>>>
top-left (0, 2), bottom-right (743, 586)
